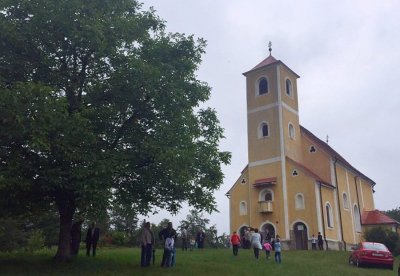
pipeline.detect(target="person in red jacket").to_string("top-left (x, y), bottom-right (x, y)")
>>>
top-left (230, 231), bottom-right (241, 256)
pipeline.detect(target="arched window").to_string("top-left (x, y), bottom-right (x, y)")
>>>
top-left (286, 78), bottom-right (292, 96)
top-left (264, 191), bottom-right (272, 201)
top-left (258, 77), bottom-right (268, 95)
top-left (353, 205), bottom-right (361, 232)
top-left (259, 188), bottom-right (274, 202)
top-left (258, 122), bottom-right (270, 138)
top-left (295, 193), bottom-right (305, 210)
top-left (288, 123), bottom-right (295, 139)
top-left (326, 202), bottom-right (334, 228)
top-left (342, 193), bottom-right (349, 209)
top-left (239, 201), bottom-right (247, 215)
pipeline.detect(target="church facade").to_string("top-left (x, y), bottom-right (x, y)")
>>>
top-left (226, 51), bottom-right (378, 250)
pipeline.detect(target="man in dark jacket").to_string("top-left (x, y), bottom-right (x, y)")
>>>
top-left (159, 222), bottom-right (176, 267)
top-left (85, 222), bottom-right (100, 256)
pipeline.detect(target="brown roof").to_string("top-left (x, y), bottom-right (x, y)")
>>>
top-left (300, 125), bottom-right (376, 186)
top-left (253, 177), bottom-right (277, 187)
top-left (242, 54), bottom-right (300, 78)
top-left (286, 157), bottom-right (334, 188)
top-left (361, 210), bottom-right (400, 225)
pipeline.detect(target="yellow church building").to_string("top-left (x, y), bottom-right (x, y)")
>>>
top-left (226, 47), bottom-right (392, 250)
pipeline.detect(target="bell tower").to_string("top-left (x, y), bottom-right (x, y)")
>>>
top-left (242, 43), bottom-right (301, 240)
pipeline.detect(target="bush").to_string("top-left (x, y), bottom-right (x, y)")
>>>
top-left (364, 226), bottom-right (400, 255)
top-left (26, 229), bottom-right (45, 252)
top-left (111, 231), bottom-right (127, 246)
top-left (0, 218), bottom-right (26, 252)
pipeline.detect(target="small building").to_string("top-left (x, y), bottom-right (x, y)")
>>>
top-left (226, 48), bottom-right (384, 250)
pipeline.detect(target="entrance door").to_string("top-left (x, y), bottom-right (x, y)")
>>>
top-left (294, 222), bottom-right (308, 250)
top-left (261, 223), bottom-right (275, 242)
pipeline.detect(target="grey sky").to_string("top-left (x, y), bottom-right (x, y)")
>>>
top-left (142, 0), bottom-right (400, 234)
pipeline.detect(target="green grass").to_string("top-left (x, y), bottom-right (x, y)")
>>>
top-left (0, 247), bottom-right (398, 276)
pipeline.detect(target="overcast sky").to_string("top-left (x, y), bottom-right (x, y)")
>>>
top-left (142, 0), bottom-right (400, 235)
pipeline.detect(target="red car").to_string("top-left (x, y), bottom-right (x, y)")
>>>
top-left (349, 242), bottom-right (393, 269)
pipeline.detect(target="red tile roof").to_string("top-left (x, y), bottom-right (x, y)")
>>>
top-left (253, 177), bottom-right (277, 187)
top-left (242, 55), bottom-right (300, 78)
top-left (361, 210), bottom-right (400, 225)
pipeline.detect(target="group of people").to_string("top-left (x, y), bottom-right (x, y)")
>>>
top-left (230, 228), bottom-right (327, 264)
top-left (230, 228), bottom-right (282, 263)
top-left (311, 232), bottom-right (325, 250)
top-left (70, 219), bottom-right (100, 257)
top-left (140, 221), bottom-right (207, 268)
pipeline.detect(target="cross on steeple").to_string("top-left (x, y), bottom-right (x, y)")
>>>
top-left (268, 41), bottom-right (272, 55)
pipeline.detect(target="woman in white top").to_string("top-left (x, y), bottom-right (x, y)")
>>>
top-left (250, 228), bottom-right (262, 259)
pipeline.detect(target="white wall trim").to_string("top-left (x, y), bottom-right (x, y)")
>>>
top-left (248, 102), bottom-right (278, 114)
top-left (249, 156), bottom-right (281, 167)
top-left (330, 159), bottom-right (342, 241)
top-left (346, 170), bottom-right (356, 244)
top-left (315, 182), bottom-right (323, 233)
top-left (282, 102), bottom-right (299, 116)
top-left (277, 65), bottom-right (290, 239)
top-left (359, 178), bottom-right (365, 209)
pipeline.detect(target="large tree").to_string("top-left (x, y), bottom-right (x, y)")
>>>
top-left (0, 0), bottom-right (230, 260)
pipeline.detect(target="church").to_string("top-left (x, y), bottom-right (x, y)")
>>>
top-left (226, 45), bottom-right (397, 250)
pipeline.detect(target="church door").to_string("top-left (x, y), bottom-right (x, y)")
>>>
top-left (294, 222), bottom-right (308, 250)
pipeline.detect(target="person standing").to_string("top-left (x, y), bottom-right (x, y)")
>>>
top-left (85, 222), bottom-right (100, 257)
top-left (159, 222), bottom-right (176, 267)
top-left (140, 222), bottom-right (154, 267)
top-left (230, 231), bottom-right (241, 256)
top-left (263, 241), bottom-right (272, 260)
top-left (70, 218), bottom-right (84, 256)
top-left (181, 226), bottom-right (188, 251)
top-left (274, 238), bottom-right (282, 264)
top-left (311, 234), bottom-right (317, 250)
top-left (250, 228), bottom-right (262, 259)
top-left (196, 229), bottom-right (205, 249)
top-left (317, 232), bottom-right (324, 250)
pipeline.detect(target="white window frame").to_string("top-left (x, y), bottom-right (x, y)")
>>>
top-left (285, 78), bottom-right (293, 97)
top-left (295, 193), bottom-right (305, 210)
top-left (239, 201), bottom-right (247, 216)
top-left (259, 188), bottom-right (274, 202)
top-left (342, 192), bottom-right (349, 210)
top-left (325, 202), bottom-right (334, 228)
top-left (258, 121), bottom-right (270, 139)
top-left (353, 204), bottom-right (361, 232)
top-left (288, 123), bottom-right (295, 140)
top-left (255, 76), bottom-right (269, 96)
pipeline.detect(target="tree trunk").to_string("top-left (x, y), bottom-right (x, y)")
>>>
top-left (54, 195), bottom-right (75, 262)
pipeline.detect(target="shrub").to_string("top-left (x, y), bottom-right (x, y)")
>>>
top-left (111, 231), bottom-right (127, 246)
top-left (26, 229), bottom-right (45, 252)
top-left (0, 218), bottom-right (26, 252)
top-left (364, 226), bottom-right (400, 255)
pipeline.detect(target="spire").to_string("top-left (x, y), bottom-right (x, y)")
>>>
top-left (268, 41), bottom-right (272, 56)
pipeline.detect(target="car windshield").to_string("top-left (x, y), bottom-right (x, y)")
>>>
top-left (363, 243), bottom-right (387, 251)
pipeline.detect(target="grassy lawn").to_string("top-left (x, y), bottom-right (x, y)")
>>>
top-left (0, 247), bottom-right (398, 276)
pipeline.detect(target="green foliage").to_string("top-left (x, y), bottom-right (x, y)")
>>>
top-left (364, 226), bottom-right (400, 255)
top-left (384, 207), bottom-right (400, 223)
top-left (110, 231), bottom-right (127, 246)
top-left (26, 230), bottom-right (45, 252)
top-left (0, 0), bottom-right (230, 258)
top-left (0, 218), bottom-right (26, 252)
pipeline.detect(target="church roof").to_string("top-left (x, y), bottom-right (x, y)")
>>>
top-left (300, 125), bottom-right (376, 187)
top-left (362, 210), bottom-right (400, 225)
top-left (242, 54), bottom-right (300, 78)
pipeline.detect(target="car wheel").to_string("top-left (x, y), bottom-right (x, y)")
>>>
top-left (348, 257), bottom-right (353, 265)
top-left (356, 259), bottom-right (362, 268)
